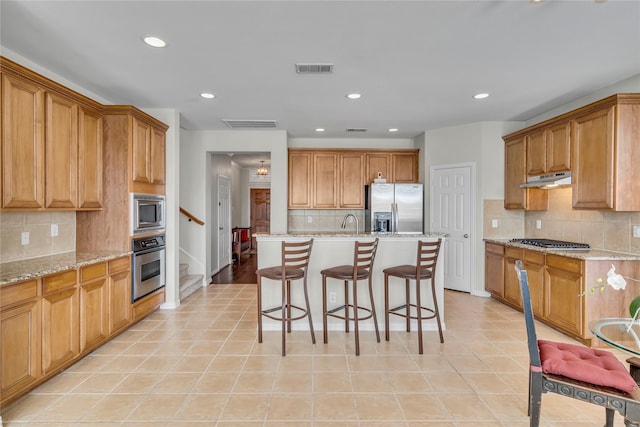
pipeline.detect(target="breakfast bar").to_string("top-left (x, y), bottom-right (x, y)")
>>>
top-left (255, 232), bottom-right (447, 333)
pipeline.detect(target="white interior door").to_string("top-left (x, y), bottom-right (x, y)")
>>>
top-left (430, 164), bottom-right (473, 292)
top-left (218, 175), bottom-right (231, 268)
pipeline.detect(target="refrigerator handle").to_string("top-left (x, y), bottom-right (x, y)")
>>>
top-left (393, 203), bottom-right (399, 233)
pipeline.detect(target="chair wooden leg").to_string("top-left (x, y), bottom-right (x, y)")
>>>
top-left (368, 277), bottom-right (380, 343)
top-left (416, 278), bottom-right (424, 354)
top-left (431, 277), bottom-right (444, 343)
top-left (353, 279), bottom-right (360, 356)
top-left (281, 278), bottom-right (287, 357)
top-left (384, 273), bottom-right (390, 342)
top-left (529, 372), bottom-right (542, 427)
top-left (405, 279), bottom-right (411, 332)
top-left (322, 275), bottom-right (329, 344)
top-left (605, 407), bottom-right (615, 427)
top-left (303, 276), bottom-right (315, 344)
top-left (257, 275), bottom-right (263, 343)
top-left (286, 280), bottom-right (292, 333)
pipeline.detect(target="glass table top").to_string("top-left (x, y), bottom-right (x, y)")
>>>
top-left (589, 318), bottom-right (640, 356)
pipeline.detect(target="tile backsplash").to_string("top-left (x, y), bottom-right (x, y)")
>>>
top-left (0, 211), bottom-right (76, 263)
top-left (288, 209), bottom-right (366, 233)
top-left (483, 187), bottom-right (640, 254)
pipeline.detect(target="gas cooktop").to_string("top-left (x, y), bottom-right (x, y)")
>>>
top-left (509, 238), bottom-right (591, 250)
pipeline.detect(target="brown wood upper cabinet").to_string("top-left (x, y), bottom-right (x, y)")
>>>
top-left (526, 121), bottom-right (571, 177)
top-left (289, 149), bottom-right (419, 209)
top-left (1, 57), bottom-right (103, 210)
top-left (503, 136), bottom-right (547, 210)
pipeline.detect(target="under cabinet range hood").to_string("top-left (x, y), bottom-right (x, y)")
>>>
top-left (520, 171), bottom-right (572, 189)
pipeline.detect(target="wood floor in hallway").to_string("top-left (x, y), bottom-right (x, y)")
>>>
top-left (211, 252), bottom-right (257, 284)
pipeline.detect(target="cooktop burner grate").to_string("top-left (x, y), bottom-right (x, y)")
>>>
top-left (509, 238), bottom-right (591, 250)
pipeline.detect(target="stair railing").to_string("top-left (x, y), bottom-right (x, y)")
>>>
top-left (179, 207), bottom-right (205, 225)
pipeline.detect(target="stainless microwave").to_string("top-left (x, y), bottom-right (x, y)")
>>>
top-left (131, 193), bottom-right (165, 235)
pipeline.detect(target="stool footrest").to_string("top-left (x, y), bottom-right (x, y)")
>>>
top-left (326, 303), bottom-right (374, 322)
top-left (262, 303), bottom-right (310, 322)
top-left (389, 303), bottom-right (437, 320)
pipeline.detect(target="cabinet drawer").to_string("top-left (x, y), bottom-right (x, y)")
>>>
top-left (524, 250), bottom-right (545, 266)
top-left (80, 262), bottom-right (106, 282)
top-left (505, 247), bottom-right (523, 259)
top-left (0, 280), bottom-right (38, 309)
top-left (43, 270), bottom-right (77, 294)
top-left (485, 243), bottom-right (504, 255)
top-left (109, 256), bottom-right (130, 274)
top-left (546, 254), bottom-right (582, 274)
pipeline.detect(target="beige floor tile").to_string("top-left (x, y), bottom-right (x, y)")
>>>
top-left (71, 372), bottom-right (128, 393)
top-left (219, 394), bottom-right (269, 420)
top-left (267, 394), bottom-right (313, 420)
top-left (30, 394), bottom-right (102, 421)
top-left (396, 393), bottom-right (450, 420)
top-left (30, 372), bottom-right (89, 393)
top-left (134, 355), bottom-right (181, 372)
top-left (312, 393), bottom-right (358, 421)
top-left (192, 372), bottom-right (239, 393)
top-left (126, 394), bottom-right (186, 421)
top-left (152, 372), bottom-right (202, 393)
top-left (354, 394), bottom-right (404, 420)
top-left (313, 372), bottom-right (353, 392)
top-left (463, 372), bottom-right (516, 393)
top-left (232, 372), bottom-right (276, 393)
top-left (438, 393), bottom-right (497, 420)
top-left (386, 371), bottom-right (433, 393)
top-left (172, 394), bottom-right (228, 421)
top-left (81, 394), bottom-right (145, 422)
top-left (99, 355), bottom-right (148, 373)
top-left (351, 372), bottom-right (392, 392)
top-left (273, 371), bottom-right (313, 393)
top-left (242, 355), bottom-right (281, 371)
top-left (207, 355), bottom-right (247, 372)
top-left (112, 372), bottom-right (162, 393)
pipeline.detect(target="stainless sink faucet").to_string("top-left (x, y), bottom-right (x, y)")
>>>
top-left (341, 213), bottom-right (359, 234)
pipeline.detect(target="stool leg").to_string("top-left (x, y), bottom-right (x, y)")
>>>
top-left (368, 275), bottom-right (380, 343)
top-left (431, 276), bottom-right (444, 343)
top-left (286, 280), bottom-right (292, 333)
top-left (303, 276), bottom-right (315, 344)
top-left (352, 279), bottom-right (360, 356)
top-left (344, 281), bottom-right (350, 333)
top-left (257, 274), bottom-right (263, 343)
top-left (405, 279), bottom-right (411, 333)
top-left (416, 278), bottom-right (423, 355)
top-left (384, 273), bottom-right (390, 342)
top-left (281, 277), bottom-right (287, 356)
top-left (322, 275), bottom-right (329, 344)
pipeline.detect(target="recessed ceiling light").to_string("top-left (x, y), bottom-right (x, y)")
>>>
top-left (388, 128), bottom-right (399, 132)
top-left (528, 0), bottom-right (547, 5)
top-left (346, 93), bottom-right (362, 100)
top-left (200, 93), bottom-right (215, 99)
top-left (473, 93), bottom-right (490, 99)
top-left (315, 128), bottom-right (325, 132)
top-left (143, 36), bottom-right (166, 48)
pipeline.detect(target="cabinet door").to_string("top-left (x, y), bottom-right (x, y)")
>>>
top-left (313, 153), bottom-right (338, 208)
top-left (503, 248), bottom-right (523, 308)
top-left (572, 106), bottom-right (615, 209)
top-left (1, 299), bottom-right (40, 402)
top-left (150, 126), bottom-right (166, 185)
top-left (365, 153), bottom-right (390, 184)
top-left (109, 267), bottom-right (131, 335)
top-left (524, 250), bottom-right (545, 317)
top-left (545, 266), bottom-right (583, 336)
top-left (526, 130), bottom-right (546, 176)
top-left (132, 117), bottom-right (151, 184)
top-left (80, 265), bottom-right (108, 352)
top-left (484, 243), bottom-right (504, 298)
top-left (77, 105), bottom-right (103, 209)
top-left (288, 151), bottom-right (312, 208)
top-left (339, 153), bottom-right (364, 208)
top-left (45, 92), bottom-right (78, 208)
top-left (392, 153), bottom-right (418, 183)
top-left (546, 121), bottom-right (571, 173)
top-left (2, 74), bottom-right (45, 208)
top-left (42, 286), bottom-right (79, 375)
top-left (504, 137), bottom-right (547, 210)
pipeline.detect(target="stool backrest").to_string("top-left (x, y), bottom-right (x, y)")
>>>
top-left (281, 238), bottom-right (314, 273)
top-left (417, 238), bottom-right (442, 275)
top-left (514, 259), bottom-right (542, 369)
top-left (353, 238), bottom-right (379, 274)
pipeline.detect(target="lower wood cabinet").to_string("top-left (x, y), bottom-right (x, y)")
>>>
top-left (544, 255), bottom-right (583, 336)
top-left (484, 243), bottom-right (504, 298)
top-left (0, 280), bottom-right (41, 405)
top-left (0, 255), bottom-right (142, 409)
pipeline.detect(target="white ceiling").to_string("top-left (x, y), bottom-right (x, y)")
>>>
top-left (2, 0), bottom-right (639, 143)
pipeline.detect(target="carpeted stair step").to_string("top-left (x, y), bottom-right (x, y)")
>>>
top-left (180, 273), bottom-right (204, 301)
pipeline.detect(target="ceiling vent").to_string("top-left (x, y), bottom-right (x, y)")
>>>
top-left (295, 63), bottom-right (334, 74)
top-left (222, 119), bottom-right (279, 129)
top-left (345, 128), bottom-right (367, 133)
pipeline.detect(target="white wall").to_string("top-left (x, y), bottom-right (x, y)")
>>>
top-left (289, 137), bottom-right (416, 149)
top-left (423, 121), bottom-right (523, 296)
top-left (180, 130), bottom-right (288, 278)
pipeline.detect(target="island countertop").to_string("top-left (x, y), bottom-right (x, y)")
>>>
top-left (255, 232), bottom-right (448, 239)
top-left (0, 250), bottom-right (132, 286)
top-left (483, 238), bottom-right (640, 261)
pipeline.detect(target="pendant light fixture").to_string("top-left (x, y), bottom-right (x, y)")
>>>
top-left (256, 161), bottom-right (269, 176)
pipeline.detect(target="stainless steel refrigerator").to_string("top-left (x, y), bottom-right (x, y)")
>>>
top-left (365, 183), bottom-right (423, 233)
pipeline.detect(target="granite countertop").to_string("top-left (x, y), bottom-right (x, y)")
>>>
top-left (0, 250), bottom-right (132, 286)
top-left (483, 238), bottom-right (640, 261)
top-left (255, 232), bottom-right (448, 238)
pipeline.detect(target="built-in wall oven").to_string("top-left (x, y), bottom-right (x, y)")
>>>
top-left (132, 234), bottom-right (165, 302)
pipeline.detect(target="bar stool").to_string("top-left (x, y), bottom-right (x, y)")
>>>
top-left (321, 238), bottom-right (379, 356)
top-left (383, 238), bottom-right (443, 354)
top-left (256, 239), bottom-right (315, 356)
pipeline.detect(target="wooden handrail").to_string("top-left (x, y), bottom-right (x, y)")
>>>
top-left (180, 207), bottom-right (205, 225)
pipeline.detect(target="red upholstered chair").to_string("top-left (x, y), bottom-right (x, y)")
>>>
top-left (514, 259), bottom-right (640, 427)
top-left (256, 239), bottom-right (315, 356)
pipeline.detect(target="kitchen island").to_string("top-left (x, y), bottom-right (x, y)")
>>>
top-left (255, 232), bottom-right (447, 333)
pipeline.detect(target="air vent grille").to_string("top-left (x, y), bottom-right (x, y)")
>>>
top-left (222, 119), bottom-right (279, 129)
top-left (346, 128), bottom-right (367, 133)
top-left (295, 63), bottom-right (334, 74)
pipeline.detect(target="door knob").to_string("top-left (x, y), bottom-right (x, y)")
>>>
top-left (463, 234), bottom-right (469, 238)
top-left (219, 227), bottom-right (223, 230)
